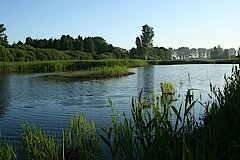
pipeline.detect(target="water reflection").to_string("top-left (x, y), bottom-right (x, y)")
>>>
top-left (0, 75), bottom-right (10, 118)
top-left (137, 66), bottom-right (155, 96)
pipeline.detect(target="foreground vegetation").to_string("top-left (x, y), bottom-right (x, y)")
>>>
top-left (1, 65), bottom-right (240, 159)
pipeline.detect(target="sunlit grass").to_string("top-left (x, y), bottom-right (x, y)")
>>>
top-left (0, 59), bottom-right (147, 73)
top-left (20, 123), bottom-right (60, 160)
top-left (53, 66), bottom-right (133, 79)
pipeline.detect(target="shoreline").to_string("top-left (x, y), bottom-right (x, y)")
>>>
top-left (0, 59), bottom-right (239, 73)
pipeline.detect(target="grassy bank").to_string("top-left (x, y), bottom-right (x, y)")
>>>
top-left (1, 66), bottom-right (240, 159)
top-left (148, 58), bottom-right (240, 65)
top-left (0, 59), bottom-right (147, 73)
top-left (51, 66), bottom-right (134, 80)
top-left (0, 58), bottom-right (238, 73)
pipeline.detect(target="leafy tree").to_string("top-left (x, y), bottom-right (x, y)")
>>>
top-left (59, 35), bottom-right (74, 50)
top-left (141, 24), bottom-right (154, 59)
top-left (0, 45), bottom-right (14, 61)
top-left (211, 47), bottom-right (220, 59)
top-left (135, 37), bottom-right (142, 51)
top-left (25, 37), bottom-right (34, 46)
top-left (198, 48), bottom-right (207, 58)
top-left (0, 24), bottom-right (8, 47)
top-left (176, 47), bottom-right (190, 59)
top-left (237, 47), bottom-right (240, 58)
top-left (93, 37), bottom-right (108, 54)
top-left (73, 36), bottom-right (84, 51)
top-left (84, 37), bottom-right (96, 53)
top-left (153, 47), bottom-right (171, 60)
top-left (135, 24), bottom-right (154, 59)
top-left (107, 44), bottom-right (114, 53)
top-left (222, 49), bottom-right (229, 59)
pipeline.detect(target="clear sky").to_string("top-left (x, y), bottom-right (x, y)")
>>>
top-left (1, 0), bottom-right (240, 50)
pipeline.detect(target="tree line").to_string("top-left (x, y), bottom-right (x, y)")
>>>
top-left (0, 23), bottom-right (239, 62)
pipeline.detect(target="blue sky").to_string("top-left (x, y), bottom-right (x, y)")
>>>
top-left (1, 0), bottom-right (240, 50)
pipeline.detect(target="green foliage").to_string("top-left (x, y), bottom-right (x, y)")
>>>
top-left (20, 123), bottom-right (60, 160)
top-left (136, 24), bottom-right (154, 60)
top-left (53, 66), bottom-right (131, 80)
top-left (0, 45), bottom-right (14, 62)
top-left (160, 81), bottom-right (175, 94)
top-left (0, 139), bottom-right (16, 160)
top-left (64, 114), bottom-right (99, 160)
top-left (153, 47), bottom-right (172, 60)
top-left (100, 86), bottom-right (197, 159)
top-left (211, 45), bottom-right (224, 59)
top-left (84, 37), bottom-right (96, 54)
top-left (0, 24), bottom-right (8, 47)
top-left (0, 59), bottom-right (147, 73)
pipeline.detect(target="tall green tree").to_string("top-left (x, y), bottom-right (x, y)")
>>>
top-left (83, 37), bottom-right (96, 53)
top-left (0, 24), bottom-right (8, 47)
top-left (73, 35), bottom-right (84, 51)
top-left (60, 35), bottom-right (74, 50)
top-left (222, 49), bottom-right (229, 59)
top-left (136, 24), bottom-right (154, 59)
top-left (25, 37), bottom-right (34, 46)
top-left (93, 37), bottom-right (108, 54)
top-left (211, 46), bottom-right (220, 59)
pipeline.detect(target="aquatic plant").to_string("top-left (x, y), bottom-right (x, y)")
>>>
top-left (63, 114), bottom-right (99, 160)
top-left (52, 66), bottom-right (133, 80)
top-left (0, 139), bottom-right (16, 160)
top-left (20, 123), bottom-right (60, 160)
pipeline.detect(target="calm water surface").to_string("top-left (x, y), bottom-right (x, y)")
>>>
top-left (0, 64), bottom-right (233, 143)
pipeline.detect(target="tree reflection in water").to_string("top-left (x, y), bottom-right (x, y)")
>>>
top-left (0, 75), bottom-right (10, 118)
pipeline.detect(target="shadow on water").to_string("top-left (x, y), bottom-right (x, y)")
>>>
top-left (0, 75), bottom-right (10, 118)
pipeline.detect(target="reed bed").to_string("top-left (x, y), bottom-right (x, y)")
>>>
top-left (0, 59), bottom-right (147, 73)
top-left (52, 66), bottom-right (133, 80)
top-left (0, 139), bottom-right (16, 160)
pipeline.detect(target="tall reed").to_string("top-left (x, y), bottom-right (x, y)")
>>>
top-left (20, 123), bottom-right (60, 160)
top-left (63, 114), bottom-right (99, 160)
top-left (0, 139), bottom-right (16, 160)
top-left (0, 59), bottom-right (147, 73)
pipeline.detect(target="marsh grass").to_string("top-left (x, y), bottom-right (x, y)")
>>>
top-left (63, 114), bottom-right (99, 160)
top-left (20, 123), bottom-right (60, 160)
top-left (0, 139), bottom-right (16, 160)
top-left (99, 86), bottom-right (198, 160)
top-left (0, 59), bottom-right (147, 73)
top-left (53, 66), bottom-right (133, 80)
top-left (19, 114), bottom-right (98, 160)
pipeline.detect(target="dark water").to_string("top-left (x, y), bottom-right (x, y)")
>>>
top-left (0, 64), bottom-right (233, 144)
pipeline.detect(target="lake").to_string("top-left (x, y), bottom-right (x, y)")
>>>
top-left (0, 64), bottom-right (234, 144)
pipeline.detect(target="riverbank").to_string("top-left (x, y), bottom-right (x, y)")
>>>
top-left (0, 58), bottom-right (239, 73)
top-left (148, 58), bottom-right (240, 65)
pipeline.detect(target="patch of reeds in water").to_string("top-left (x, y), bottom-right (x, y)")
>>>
top-left (19, 114), bottom-right (98, 160)
top-left (0, 139), bottom-right (16, 160)
top-left (52, 66), bottom-right (134, 80)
